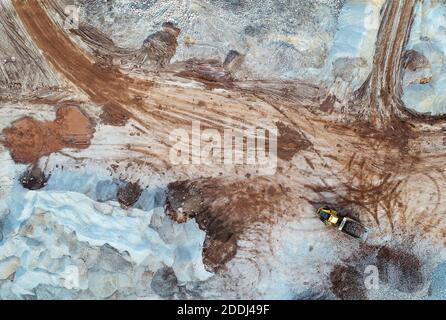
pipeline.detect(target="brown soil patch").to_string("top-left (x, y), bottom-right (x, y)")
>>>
top-left (330, 265), bottom-right (367, 300)
top-left (361, 0), bottom-right (418, 126)
top-left (2, 106), bottom-right (94, 164)
top-left (166, 180), bottom-right (202, 223)
top-left (320, 95), bottom-right (336, 113)
top-left (276, 121), bottom-right (312, 161)
top-left (100, 101), bottom-right (131, 126)
top-left (166, 177), bottom-right (285, 271)
top-left (117, 182), bottom-right (143, 207)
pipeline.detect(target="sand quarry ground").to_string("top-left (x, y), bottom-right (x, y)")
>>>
top-left (1, 0), bottom-right (446, 299)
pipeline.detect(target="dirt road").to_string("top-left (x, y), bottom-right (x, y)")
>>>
top-left (12, 0), bottom-right (153, 126)
top-left (356, 0), bottom-right (417, 126)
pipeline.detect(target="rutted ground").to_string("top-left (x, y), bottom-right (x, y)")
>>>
top-left (1, 0), bottom-right (446, 299)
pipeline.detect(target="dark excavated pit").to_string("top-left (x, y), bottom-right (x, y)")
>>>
top-left (117, 181), bottom-right (143, 207)
top-left (330, 265), bottom-right (368, 300)
top-left (165, 179), bottom-right (237, 271)
top-left (20, 166), bottom-right (49, 190)
top-left (376, 246), bottom-right (423, 293)
top-left (329, 245), bottom-right (424, 300)
top-left (202, 232), bottom-right (238, 272)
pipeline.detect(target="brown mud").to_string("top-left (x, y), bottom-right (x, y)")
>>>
top-left (330, 265), bottom-right (367, 300)
top-left (20, 165), bottom-right (49, 190)
top-left (175, 59), bottom-right (234, 90)
top-left (329, 245), bottom-right (423, 299)
top-left (100, 101), bottom-right (131, 126)
top-left (359, 0), bottom-right (417, 125)
top-left (117, 182), bottom-right (143, 207)
top-left (276, 121), bottom-right (312, 161)
top-left (2, 106), bottom-right (94, 164)
top-left (166, 177), bottom-right (285, 271)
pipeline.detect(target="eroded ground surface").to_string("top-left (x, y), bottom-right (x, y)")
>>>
top-left (1, 0), bottom-right (446, 300)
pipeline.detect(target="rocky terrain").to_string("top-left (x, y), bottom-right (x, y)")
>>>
top-left (1, 0), bottom-right (446, 300)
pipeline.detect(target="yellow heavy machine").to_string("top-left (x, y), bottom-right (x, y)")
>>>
top-left (316, 206), bottom-right (368, 240)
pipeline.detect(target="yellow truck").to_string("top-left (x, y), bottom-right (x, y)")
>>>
top-left (316, 206), bottom-right (368, 240)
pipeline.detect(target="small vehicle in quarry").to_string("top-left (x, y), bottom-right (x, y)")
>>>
top-left (316, 206), bottom-right (368, 240)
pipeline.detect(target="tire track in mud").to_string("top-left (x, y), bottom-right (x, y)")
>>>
top-left (0, 0), bottom-right (60, 88)
top-left (398, 170), bottom-right (446, 241)
top-left (165, 177), bottom-right (291, 272)
top-left (298, 112), bottom-right (446, 240)
top-left (299, 117), bottom-right (410, 228)
top-left (308, 147), bottom-right (446, 243)
top-left (12, 0), bottom-right (305, 151)
top-left (12, 0), bottom-right (152, 127)
top-left (357, 0), bottom-right (417, 125)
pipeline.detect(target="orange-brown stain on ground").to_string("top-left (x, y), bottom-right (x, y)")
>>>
top-left (2, 106), bottom-right (94, 164)
top-left (166, 177), bottom-right (286, 271)
top-left (276, 121), bottom-right (312, 161)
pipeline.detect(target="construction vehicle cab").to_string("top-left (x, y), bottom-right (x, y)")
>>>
top-left (317, 207), bottom-right (340, 226)
top-left (316, 206), bottom-right (368, 241)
